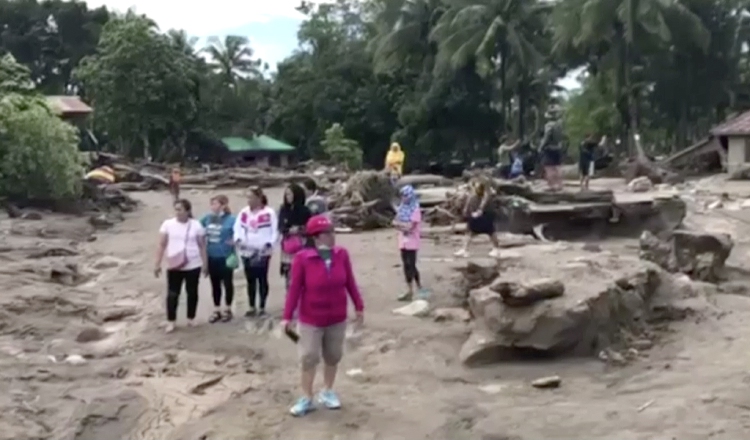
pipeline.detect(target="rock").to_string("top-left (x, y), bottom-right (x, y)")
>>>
top-left (432, 307), bottom-right (471, 322)
top-left (460, 264), bottom-right (663, 365)
top-left (628, 176), bottom-right (653, 192)
top-left (459, 327), bottom-right (506, 366)
top-left (490, 278), bottom-right (565, 307)
top-left (392, 299), bottom-right (430, 317)
top-left (20, 211), bottom-right (42, 220)
top-left (478, 383), bottom-right (505, 394)
top-left (64, 354), bottom-right (87, 365)
top-left (451, 258), bottom-right (500, 289)
top-left (76, 327), bottom-right (108, 343)
top-left (91, 256), bottom-right (130, 270)
top-left (640, 229), bottom-right (733, 282)
top-left (99, 306), bottom-right (138, 322)
top-left (531, 375), bottom-right (561, 388)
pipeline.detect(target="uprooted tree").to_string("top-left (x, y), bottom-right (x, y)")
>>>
top-left (0, 54), bottom-right (83, 203)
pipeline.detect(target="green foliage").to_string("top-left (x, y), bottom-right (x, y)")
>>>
top-left (0, 55), bottom-right (82, 202)
top-left (321, 123), bottom-right (363, 169)
top-left (562, 74), bottom-right (619, 150)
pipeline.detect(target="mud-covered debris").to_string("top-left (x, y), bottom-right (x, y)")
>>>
top-left (531, 375), bottom-right (561, 389)
top-left (189, 375), bottom-right (224, 395)
top-left (392, 299), bottom-right (430, 317)
top-left (639, 230), bottom-right (733, 282)
top-left (76, 327), bottom-right (109, 343)
top-left (490, 278), bottom-right (565, 307)
top-left (628, 176), bottom-right (653, 192)
top-left (432, 307), bottom-right (470, 322)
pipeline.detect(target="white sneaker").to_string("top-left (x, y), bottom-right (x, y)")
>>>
top-left (165, 322), bottom-right (176, 333)
top-left (454, 249), bottom-right (469, 258)
top-left (488, 248), bottom-right (501, 258)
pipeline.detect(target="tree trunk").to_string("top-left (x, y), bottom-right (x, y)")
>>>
top-left (517, 77), bottom-right (527, 138)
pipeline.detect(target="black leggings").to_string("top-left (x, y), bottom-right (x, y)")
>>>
top-left (208, 257), bottom-right (234, 307)
top-left (243, 256), bottom-right (270, 310)
top-left (166, 267), bottom-right (200, 321)
top-left (400, 249), bottom-right (421, 286)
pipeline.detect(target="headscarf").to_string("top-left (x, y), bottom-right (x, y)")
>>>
top-left (279, 183), bottom-right (310, 232)
top-left (396, 185), bottom-right (419, 222)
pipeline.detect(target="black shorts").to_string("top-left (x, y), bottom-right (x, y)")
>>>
top-left (579, 156), bottom-right (593, 176)
top-left (467, 211), bottom-right (495, 235)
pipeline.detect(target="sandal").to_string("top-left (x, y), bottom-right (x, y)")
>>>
top-left (221, 310), bottom-right (233, 322)
top-left (397, 292), bottom-right (413, 302)
top-left (208, 311), bottom-right (222, 323)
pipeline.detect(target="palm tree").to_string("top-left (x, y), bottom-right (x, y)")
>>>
top-left (552, 0), bottom-right (709, 156)
top-left (203, 35), bottom-right (261, 84)
top-left (428, 0), bottom-right (548, 138)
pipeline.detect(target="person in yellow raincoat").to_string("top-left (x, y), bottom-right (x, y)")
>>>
top-left (384, 143), bottom-right (405, 178)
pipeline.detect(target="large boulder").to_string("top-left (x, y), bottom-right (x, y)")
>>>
top-left (639, 229), bottom-right (732, 282)
top-left (459, 257), bottom-right (663, 366)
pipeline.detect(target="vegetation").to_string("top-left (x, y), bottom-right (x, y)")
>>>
top-left (2, 0), bottom-right (750, 176)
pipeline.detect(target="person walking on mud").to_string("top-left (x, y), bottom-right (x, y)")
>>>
top-left (282, 214), bottom-right (365, 417)
top-left (154, 199), bottom-right (208, 333)
top-left (234, 187), bottom-right (278, 317)
top-left (454, 178), bottom-right (502, 258)
top-left (200, 195), bottom-right (237, 323)
top-left (278, 183), bottom-right (311, 289)
top-left (392, 185), bottom-right (428, 301)
top-left (168, 167), bottom-right (182, 202)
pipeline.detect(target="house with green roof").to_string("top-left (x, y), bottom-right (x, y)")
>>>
top-left (220, 135), bottom-right (296, 167)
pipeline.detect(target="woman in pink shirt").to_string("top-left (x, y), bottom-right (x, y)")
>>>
top-left (392, 185), bottom-right (428, 301)
top-left (281, 215), bottom-right (365, 417)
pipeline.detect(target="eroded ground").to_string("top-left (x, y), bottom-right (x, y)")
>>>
top-left (2, 182), bottom-right (750, 440)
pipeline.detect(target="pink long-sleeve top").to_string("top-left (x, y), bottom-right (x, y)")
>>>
top-left (283, 246), bottom-right (365, 327)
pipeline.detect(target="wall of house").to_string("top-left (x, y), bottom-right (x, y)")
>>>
top-left (727, 136), bottom-right (748, 173)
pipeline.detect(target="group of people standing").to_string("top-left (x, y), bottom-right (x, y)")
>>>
top-left (152, 178), bottom-right (382, 416)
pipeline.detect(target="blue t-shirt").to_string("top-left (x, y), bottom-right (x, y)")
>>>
top-left (200, 213), bottom-right (236, 258)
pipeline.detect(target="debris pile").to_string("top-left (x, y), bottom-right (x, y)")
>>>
top-left (639, 230), bottom-right (733, 282)
top-left (328, 171), bottom-right (397, 230)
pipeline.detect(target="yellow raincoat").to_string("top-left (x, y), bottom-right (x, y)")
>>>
top-left (384, 143), bottom-right (405, 175)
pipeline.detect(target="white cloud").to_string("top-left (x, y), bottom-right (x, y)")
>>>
top-left (80, 0), bottom-right (325, 36)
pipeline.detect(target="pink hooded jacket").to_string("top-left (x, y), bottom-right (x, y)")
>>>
top-left (283, 246), bottom-right (364, 327)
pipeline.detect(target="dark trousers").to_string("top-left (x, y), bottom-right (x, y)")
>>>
top-left (400, 249), bottom-right (420, 286)
top-left (208, 257), bottom-right (234, 307)
top-left (166, 267), bottom-right (200, 321)
top-left (243, 256), bottom-right (270, 310)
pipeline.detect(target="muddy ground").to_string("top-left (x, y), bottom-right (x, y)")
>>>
top-left (3, 180), bottom-right (750, 440)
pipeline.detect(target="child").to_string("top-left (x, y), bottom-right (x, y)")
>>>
top-left (392, 185), bottom-right (428, 301)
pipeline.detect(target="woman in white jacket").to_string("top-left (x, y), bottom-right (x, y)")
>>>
top-left (233, 186), bottom-right (278, 317)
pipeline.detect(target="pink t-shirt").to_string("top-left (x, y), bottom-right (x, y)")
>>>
top-left (398, 209), bottom-right (421, 250)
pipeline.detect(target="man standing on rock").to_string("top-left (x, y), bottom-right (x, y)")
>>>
top-left (540, 111), bottom-right (564, 191)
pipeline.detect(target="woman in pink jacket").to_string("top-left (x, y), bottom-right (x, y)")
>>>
top-left (281, 215), bottom-right (365, 417)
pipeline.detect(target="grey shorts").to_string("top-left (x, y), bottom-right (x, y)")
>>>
top-left (298, 322), bottom-right (347, 370)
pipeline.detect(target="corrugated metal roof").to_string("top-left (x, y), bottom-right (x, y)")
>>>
top-left (711, 111), bottom-right (750, 136)
top-left (221, 135), bottom-right (295, 153)
top-left (46, 95), bottom-right (92, 115)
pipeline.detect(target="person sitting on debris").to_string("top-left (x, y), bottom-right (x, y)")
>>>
top-left (282, 214), bottom-right (365, 417)
top-left (496, 137), bottom-right (521, 177)
top-left (392, 185), bottom-right (429, 301)
top-left (454, 178), bottom-right (502, 258)
top-left (385, 142), bottom-right (405, 177)
top-left (200, 195), bottom-right (237, 323)
top-left (278, 183), bottom-right (312, 289)
top-left (302, 179), bottom-right (329, 218)
top-left (169, 167), bottom-right (182, 201)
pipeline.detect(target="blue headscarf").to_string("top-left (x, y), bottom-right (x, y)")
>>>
top-left (396, 185), bottom-right (419, 222)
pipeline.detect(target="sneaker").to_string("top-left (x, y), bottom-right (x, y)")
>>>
top-left (245, 308), bottom-right (256, 318)
top-left (258, 309), bottom-right (267, 317)
top-left (289, 396), bottom-right (315, 417)
top-left (488, 248), bottom-right (501, 258)
top-left (417, 288), bottom-right (430, 300)
top-left (317, 389), bottom-right (341, 409)
top-left (165, 322), bottom-right (175, 333)
top-left (221, 310), bottom-right (233, 322)
top-left (454, 249), bottom-right (469, 258)
top-left (208, 311), bottom-right (222, 324)
top-left (397, 292), bottom-right (412, 302)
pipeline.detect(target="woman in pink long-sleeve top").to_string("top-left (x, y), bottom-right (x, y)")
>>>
top-left (281, 214), bottom-right (365, 417)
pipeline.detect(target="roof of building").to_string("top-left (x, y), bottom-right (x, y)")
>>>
top-left (710, 110), bottom-right (750, 136)
top-left (46, 95), bottom-right (93, 115)
top-left (220, 135), bottom-right (295, 153)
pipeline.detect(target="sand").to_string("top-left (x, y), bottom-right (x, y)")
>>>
top-left (2, 184), bottom-right (750, 440)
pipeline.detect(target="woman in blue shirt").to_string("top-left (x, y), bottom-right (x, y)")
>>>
top-left (200, 195), bottom-right (237, 323)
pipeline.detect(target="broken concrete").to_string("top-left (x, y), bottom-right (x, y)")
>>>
top-left (639, 230), bottom-right (733, 282)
